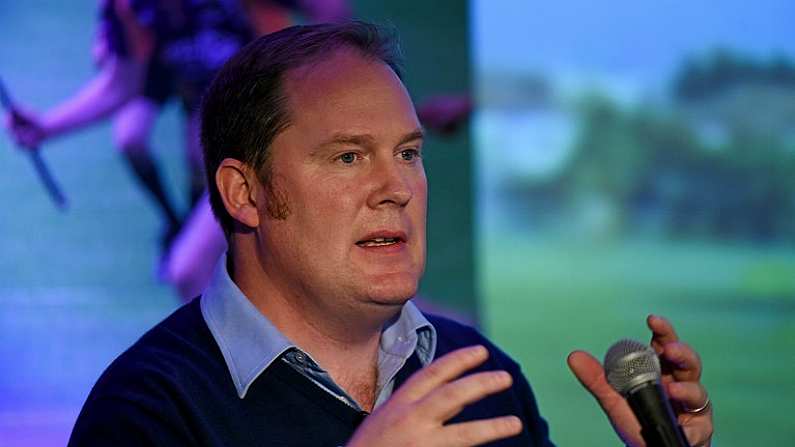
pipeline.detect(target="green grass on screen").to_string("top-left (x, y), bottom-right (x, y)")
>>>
top-left (482, 235), bottom-right (795, 446)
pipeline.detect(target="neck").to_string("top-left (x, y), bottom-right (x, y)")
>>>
top-left (229, 236), bottom-right (396, 410)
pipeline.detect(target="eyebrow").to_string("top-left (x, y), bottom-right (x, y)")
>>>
top-left (396, 128), bottom-right (425, 146)
top-left (312, 128), bottom-right (425, 155)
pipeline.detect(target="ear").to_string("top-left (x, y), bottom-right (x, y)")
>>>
top-left (215, 158), bottom-right (260, 229)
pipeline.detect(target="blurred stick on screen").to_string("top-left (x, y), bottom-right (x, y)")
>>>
top-left (0, 76), bottom-right (68, 210)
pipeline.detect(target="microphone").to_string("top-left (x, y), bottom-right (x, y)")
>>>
top-left (604, 339), bottom-right (690, 447)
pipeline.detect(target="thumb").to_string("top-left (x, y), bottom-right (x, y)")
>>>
top-left (568, 350), bottom-right (643, 445)
top-left (567, 350), bottom-right (626, 415)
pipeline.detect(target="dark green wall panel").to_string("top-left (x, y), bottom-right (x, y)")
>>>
top-left (352, 1), bottom-right (477, 317)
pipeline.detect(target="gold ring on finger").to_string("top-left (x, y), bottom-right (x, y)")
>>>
top-left (683, 396), bottom-right (710, 414)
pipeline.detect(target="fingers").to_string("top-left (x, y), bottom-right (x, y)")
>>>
top-left (440, 415), bottom-right (523, 447)
top-left (349, 346), bottom-right (523, 447)
top-left (648, 315), bottom-right (702, 380)
top-left (682, 421), bottom-right (714, 447)
top-left (648, 316), bottom-right (714, 447)
top-left (648, 314), bottom-right (679, 354)
top-left (648, 315), bottom-right (703, 382)
top-left (667, 382), bottom-right (709, 413)
top-left (661, 341), bottom-right (702, 381)
top-left (418, 370), bottom-right (513, 421)
top-left (396, 345), bottom-right (489, 403)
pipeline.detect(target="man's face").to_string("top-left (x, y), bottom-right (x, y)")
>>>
top-left (256, 49), bottom-right (426, 316)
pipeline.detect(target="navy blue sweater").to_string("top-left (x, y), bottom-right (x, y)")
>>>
top-left (68, 298), bottom-right (554, 446)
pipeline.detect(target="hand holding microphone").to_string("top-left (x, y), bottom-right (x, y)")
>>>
top-left (568, 315), bottom-right (713, 447)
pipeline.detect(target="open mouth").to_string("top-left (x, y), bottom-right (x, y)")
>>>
top-left (356, 237), bottom-right (404, 248)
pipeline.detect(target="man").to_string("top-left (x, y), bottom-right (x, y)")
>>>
top-left (68, 22), bottom-right (714, 446)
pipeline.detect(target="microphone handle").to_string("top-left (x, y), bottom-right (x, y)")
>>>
top-left (626, 382), bottom-right (691, 447)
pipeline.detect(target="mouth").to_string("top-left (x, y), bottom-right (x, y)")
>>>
top-left (355, 231), bottom-right (407, 248)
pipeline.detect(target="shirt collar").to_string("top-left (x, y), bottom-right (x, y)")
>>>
top-left (200, 255), bottom-right (294, 398)
top-left (380, 300), bottom-right (436, 367)
top-left (201, 254), bottom-right (436, 399)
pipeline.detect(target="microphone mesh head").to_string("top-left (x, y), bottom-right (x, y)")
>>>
top-left (603, 339), bottom-right (661, 396)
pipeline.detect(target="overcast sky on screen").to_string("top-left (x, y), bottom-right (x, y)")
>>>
top-left (472, 0), bottom-right (795, 80)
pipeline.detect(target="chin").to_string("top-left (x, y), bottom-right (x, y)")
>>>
top-left (362, 273), bottom-right (419, 306)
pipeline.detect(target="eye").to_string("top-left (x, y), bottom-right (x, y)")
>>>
top-left (338, 152), bottom-right (358, 164)
top-left (399, 148), bottom-right (421, 161)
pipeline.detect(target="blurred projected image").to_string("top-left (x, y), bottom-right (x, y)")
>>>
top-left (474, 1), bottom-right (795, 445)
top-left (483, 50), bottom-right (795, 242)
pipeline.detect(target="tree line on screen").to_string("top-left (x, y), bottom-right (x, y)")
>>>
top-left (519, 49), bottom-right (795, 243)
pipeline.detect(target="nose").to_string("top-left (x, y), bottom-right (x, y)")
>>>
top-left (367, 158), bottom-right (413, 209)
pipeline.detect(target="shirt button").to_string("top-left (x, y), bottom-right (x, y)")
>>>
top-left (397, 336), bottom-right (406, 343)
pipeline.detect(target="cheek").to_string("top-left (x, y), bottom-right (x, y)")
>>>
top-left (412, 176), bottom-right (428, 222)
top-left (410, 177), bottom-right (428, 259)
top-left (294, 180), bottom-right (360, 236)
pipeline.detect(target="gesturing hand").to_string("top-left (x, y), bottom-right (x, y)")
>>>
top-left (347, 345), bottom-right (523, 447)
top-left (567, 315), bottom-right (714, 447)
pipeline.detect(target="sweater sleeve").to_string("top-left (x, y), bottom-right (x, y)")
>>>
top-left (67, 396), bottom-right (195, 447)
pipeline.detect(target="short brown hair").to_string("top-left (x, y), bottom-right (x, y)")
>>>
top-left (200, 21), bottom-right (403, 236)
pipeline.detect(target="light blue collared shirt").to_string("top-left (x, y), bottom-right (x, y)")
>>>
top-left (200, 255), bottom-right (437, 411)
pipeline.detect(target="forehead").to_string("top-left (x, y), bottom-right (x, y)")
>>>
top-left (281, 48), bottom-right (420, 137)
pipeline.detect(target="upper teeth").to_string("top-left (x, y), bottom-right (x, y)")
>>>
top-left (361, 237), bottom-right (397, 246)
